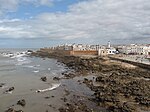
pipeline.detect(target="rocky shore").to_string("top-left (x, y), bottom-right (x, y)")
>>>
top-left (30, 50), bottom-right (150, 112)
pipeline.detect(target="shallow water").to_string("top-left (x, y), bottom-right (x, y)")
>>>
top-left (0, 49), bottom-right (66, 112)
top-left (0, 49), bottom-right (102, 112)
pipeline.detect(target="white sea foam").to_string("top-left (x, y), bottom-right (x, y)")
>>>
top-left (36, 83), bottom-right (60, 93)
top-left (1, 51), bottom-right (32, 66)
top-left (33, 70), bottom-right (39, 73)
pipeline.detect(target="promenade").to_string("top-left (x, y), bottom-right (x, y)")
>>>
top-left (111, 55), bottom-right (150, 65)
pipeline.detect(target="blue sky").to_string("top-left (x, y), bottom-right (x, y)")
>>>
top-left (0, 0), bottom-right (150, 48)
top-left (6, 0), bottom-right (80, 19)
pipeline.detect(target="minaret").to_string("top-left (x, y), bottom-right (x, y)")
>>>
top-left (108, 41), bottom-right (111, 48)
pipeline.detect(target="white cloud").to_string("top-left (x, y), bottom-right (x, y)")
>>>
top-left (0, 0), bottom-right (150, 44)
top-left (0, 0), bottom-right (59, 15)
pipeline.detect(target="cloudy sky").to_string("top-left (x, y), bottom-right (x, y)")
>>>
top-left (0, 0), bottom-right (149, 48)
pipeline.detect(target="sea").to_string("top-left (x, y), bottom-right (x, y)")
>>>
top-left (0, 48), bottom-right (100, 112)
top-left (0, 48), bottom-right (67, 112)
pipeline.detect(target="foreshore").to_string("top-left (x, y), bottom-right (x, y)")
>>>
top-left (30, 50), bottom-right (150, 112)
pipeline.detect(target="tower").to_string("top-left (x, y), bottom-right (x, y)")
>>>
top-left (108, 41), bottom-right (111, 48)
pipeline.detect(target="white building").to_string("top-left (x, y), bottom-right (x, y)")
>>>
top-left (143, 45), bottom-right (150, 56)
top-left (117, 44), bottom-right (149, 55)
top-left (107, 47), bottom-right (117, 55)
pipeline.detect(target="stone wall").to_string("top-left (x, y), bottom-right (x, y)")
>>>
top-left (71, 50), bottom-right (98, 56)
top-left (109, 57), bottom-right (150, 70)
top-left (38, 48), bottom-right (98, 56)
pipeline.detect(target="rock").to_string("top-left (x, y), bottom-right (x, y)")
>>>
top-left (16, 110), bottom-right (24, 112)
top-left (5, 108), bottom-right (23, 112)
top-left (41, 76), bottom-right (47, 82)
top-left (53, 77), bottom-right (60, 80)
top-left (17, 99), bottom-right (26, 107)
top-left (58, 107), bottom-right (66, 112)
top-left (27, 50), bottom-right (33, 53)
top-left (5, 108), bottom-right (15, 112)
top-left (135, 96), bottom-right (150, 106)
top-left (44, 96), bottom-right (50, 99)
top-left (61, 97), bottom-right (67, 102)
top-left (5, 87), bottom-right (14, 93)
top-left (0, 83), bottom-right (5, 87)
top-left (108, 102), bottom-right (137, 112)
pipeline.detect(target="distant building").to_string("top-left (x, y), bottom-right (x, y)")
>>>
top-left (117, 44), bottom-right (150, 55)
top-left (107, 47), bottom-right (117, 55)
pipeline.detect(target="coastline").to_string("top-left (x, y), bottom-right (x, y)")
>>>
top-left (30, 49), bottom-right (150, 112)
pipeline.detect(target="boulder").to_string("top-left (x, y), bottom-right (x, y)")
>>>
top-left (53, 77), bottom-right (60, 81)
top-left (41, 76), bottom-right (47, 82)
top-left (17, 99), bottom-right (26, 107)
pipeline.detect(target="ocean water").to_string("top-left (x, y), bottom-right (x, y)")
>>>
top-left (0, 49), bottom-right (66, 112)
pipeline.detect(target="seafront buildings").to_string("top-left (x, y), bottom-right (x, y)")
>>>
top-left (43, 42), bottom-right (117, 56)
top-left (42, 43), bottom-right (150, 58)
top-left (117, 44), bottom-right (150, 56)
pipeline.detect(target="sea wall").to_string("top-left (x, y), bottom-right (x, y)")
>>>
top-left (35, 48), bottom-right (98, 56)
top-left (71, 50), bottom-right (98, 56)
top-left (109, 57), bottom-right (150, 70)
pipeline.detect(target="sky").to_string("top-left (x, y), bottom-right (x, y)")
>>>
top-left (0, 0), bottom-right (150, 48)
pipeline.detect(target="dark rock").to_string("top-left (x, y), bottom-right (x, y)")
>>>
top-left (5, 108), bottom-right (23, 112)
top-left (27, 50), bottom-right (33, 53)
top-left (41, 76), bottom-right (47, 82)
top-left (58, 107), bottom-right (66, 112)
top-left (17, 99), bottom-right (26, 107)
top-left (53, 77), bottom-right (60, 80)
top-left (61, 97), bottom-right (67, 102)
top-left (5, 87), bottom-right (14, 93)
top-left (16, 110), bottom-right (24, 112)
top-left (0, 83), bottom-right (5, 87)
top-left (5, 108), bottom-right (15, 112)
top-left (45, 96), bottom-right (50, 99)
top-left (63, 73), bottom-right (75, 79)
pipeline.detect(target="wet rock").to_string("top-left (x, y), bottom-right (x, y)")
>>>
top-left (61, 97), bottom-right (67, 102)
top-left (58, 107), bottom-right (67, 112)
top-left (17, 99), bottom-right (26, 107)
top-left (135, 96), bottom-right (150, 106)
top-left (5, 108), bottom-right (15, 112)
top-left (0, 83), bottom-right (5, 87)
top-left (44, 96), bottom-right (50, 99)
top-left (58, 103), bottom-right (77, 112)
top-left (16, 110), bottom-right (23, 112)
top-left (5, 87), bottom-right (14, 93)
top-left (27, 50), bottom-right (33, 53)
top-left (5, 108), bottom-right (23, 112)
top-left (108, 102), bottom-right (137, 112)
top-left (41, 76), bottom-right (47, 82)
top-left (53, 77), bottom-right (60, 81)
top-left (63, 73), bottom-right (75, 79)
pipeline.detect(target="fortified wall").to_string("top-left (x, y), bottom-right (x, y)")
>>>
top-left (39, 48), bottom-right (98, 56)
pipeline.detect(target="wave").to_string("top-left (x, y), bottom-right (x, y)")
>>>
top-left (33, 70), bottom-right (39, 73)
top-left (36, 83), bottom-right (60, 93)
top-left (0, 51), bottom-right (32, 66)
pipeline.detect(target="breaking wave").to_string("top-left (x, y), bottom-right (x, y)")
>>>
top-left (36, 83), bottom-right (60, 93)
top-left (0, 51), bottom-right (31, 66)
